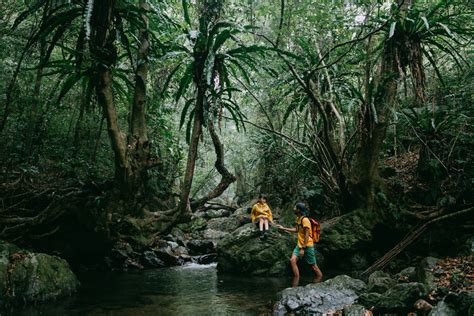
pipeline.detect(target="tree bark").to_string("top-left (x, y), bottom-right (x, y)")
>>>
top-left (191, 118), bottom-right (236, 210)
top-left (349, 36), bottom-right (400, 210)
top-left (177, 0), bottom-right (223, 218)
top-left (178, 92), bottom-right (204, 218)
top-left (126, 0), bottom-right (151, 195)
top-left (90, 0), bottom-right (129, 190)
top-left (25, 39), bottom-right (46, 155)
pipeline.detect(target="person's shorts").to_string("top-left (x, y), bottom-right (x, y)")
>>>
top-left (292, 246), bottom-right (317, 265)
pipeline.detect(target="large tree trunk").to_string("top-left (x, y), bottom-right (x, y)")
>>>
top-left (126, 0), bottom-right (151, 195)
top-left (25, 39), bottom-right (46, 156)
top-left (191, 118), bottom-right (236, 210)
top-left (177, 0), bottom-right (223, 218)
top-left (178, 91), bottom-right (204, 218)
top-left (90, 0), bottom-right (152, 200)
top-left (90, 0), bottom-right (129, 191)
top-left (349, 36), bottom-right (400, 211)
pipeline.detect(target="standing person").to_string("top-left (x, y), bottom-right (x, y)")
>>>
top-left (251, 194), bottom-right (273, 240)
top-left (275, 202), bottom-right (323, 286)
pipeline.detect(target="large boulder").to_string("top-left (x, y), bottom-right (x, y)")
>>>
top-left (317, 211), bottom-right (373, 271)
top-left (217, 223), bottom-right (295, 276)
top-left (273, 275), bottom-right (367, 315)
top-left (429, 292), bottom-right (474, 316)
top-left (367, 270), bottom-right (396, 293)
top-left (318, 211), bottom-right (372, 254)
top-left (206, 217), bottom-right (241, 233)
top-left (429, 299), bottom-right (458, 316)
top-left (396, 266), bottom-right (418, 283)
top-left (0, 241), bottom-right (79, 306)
top-left (417, 257), bottom-right (440, 291)
top-left (0, 241), bottom-right (19, 307)
top-left (153, 240), bottom-right (191, 266)
top-left (186, 240), bottom-right (216, 256)
top-left (373, 282), bottom-right (428, 312)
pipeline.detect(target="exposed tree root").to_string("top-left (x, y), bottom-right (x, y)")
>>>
top-left (0, 176), bottom-right (111, 244)
top-left (362, 206), bottom-right (474, 277)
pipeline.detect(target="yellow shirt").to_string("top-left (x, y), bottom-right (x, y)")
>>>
top-left (296, 216), bottom-right (314, 248)
top-left (251, 202), bottom-right (273, 223)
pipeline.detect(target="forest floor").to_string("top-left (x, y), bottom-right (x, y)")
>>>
top-left (430, 256), bottom-right (474, 298)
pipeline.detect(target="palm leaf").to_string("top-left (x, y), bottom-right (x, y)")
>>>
top-left (182, 0), bottom-right (191, 26)
top-left (161, 62), bottom-right (184, 97)
top-left (175, 62), bottom-right (194, 102)
top-left (180, 98), bottom-right (195, 129)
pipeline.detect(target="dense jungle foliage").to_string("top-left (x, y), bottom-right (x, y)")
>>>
top-left (0, 0), bottom-right (472, 259)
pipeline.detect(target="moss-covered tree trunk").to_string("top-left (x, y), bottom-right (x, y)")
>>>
top-left (349, 31), bottom-right (400, 211)
top-left (127, 0), bottom-right (152, 197)
top-left (177, 0), bottom-right (224, 218)
top-left (90, 0), bottom-right (151, 206)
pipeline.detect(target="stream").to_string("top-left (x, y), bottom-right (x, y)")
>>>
top-left (3, 263), bottom-right (317, 316)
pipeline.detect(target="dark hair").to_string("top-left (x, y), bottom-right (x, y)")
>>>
top-left (258, 193), bottom-right (267, 200)
top-left (295, 202), bottom-right (306, 215)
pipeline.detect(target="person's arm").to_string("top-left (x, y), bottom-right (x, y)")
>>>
top-left (298, 227), bottom-right (311, 256)
top-left (250, 205), bottom-right (257, 222)
top-left (267, 205), bottom-right (273, 222)
top-left (275, 224), bottom-right (297, 233)
top-left (299, 220), bottom-right (311, 256)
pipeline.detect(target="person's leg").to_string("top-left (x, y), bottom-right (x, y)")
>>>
top-left (291, 275), bottom-right (300, 287)
top-left (290, 247), bottom-right (300, 278)
top-left (259, 218), bottom-right (264, 231)
top-left (303, 246), bottom-right (323, 282)
top-left (263, 218), bottom-right (269, 239)
top-left (311, 264), bottom-right (323, 282)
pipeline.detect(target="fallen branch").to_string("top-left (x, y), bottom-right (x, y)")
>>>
top-left (362, 206), bottom-right (474, 277)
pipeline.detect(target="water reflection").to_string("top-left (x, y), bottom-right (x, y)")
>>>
top-left (4, 263), bottom-right (294, 316)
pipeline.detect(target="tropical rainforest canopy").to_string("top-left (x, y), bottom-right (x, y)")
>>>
top-left (0, 0), bottom-right (472, 297)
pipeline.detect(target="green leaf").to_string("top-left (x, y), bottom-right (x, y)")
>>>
top-left (224, 103), bottom-right (241, 132)
top-left (175, 62), bottom-right (194, 102)
top-left (57, 73), bottom-right (83, 102)
top-left (389, 21), bottom-right (397, 38)
top-left (12, 0), bottom-right (48, 30)
top-left (182, 0), bottom-right (191, 26)
top-left (161, 62), bottom-right (184, 97)
top-left (180, 98), bottom-right (195, 129)
top-left (437, 22), bottom-right (454, 38)
top-left (421, 16), bottom-right (430, 30)
top-left (213, 29), bottom-right (232, 52)
top-left (227, 58), bottom-right (251, 84)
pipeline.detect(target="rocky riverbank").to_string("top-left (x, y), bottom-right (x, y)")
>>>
top-left (0, 241), bottom-right (79, 308)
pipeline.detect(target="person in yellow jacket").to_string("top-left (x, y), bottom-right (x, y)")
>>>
top-left (251, 194), bottom-right (273, 240)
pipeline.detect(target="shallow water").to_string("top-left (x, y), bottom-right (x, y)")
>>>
top-left (3, 263), bottom-right (313, 316)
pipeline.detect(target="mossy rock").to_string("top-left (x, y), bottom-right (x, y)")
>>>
top-left (367, 270), bottom-right (396, 294)
top-left (217, 223), bottom-right (295, 276)
top-left (0, 240), bottom-right (79, 306)
top-left (177, 217), bottom-right (207, 233)
top-left (1, 241), bottom-right (21, 305)
top-left (375, 282), bottom-right (428, 312)
top-left (9, 253), bottom-right (80, 303)
top-left (274, 275), bottom-right (367, 314)
top-left (319, 210), bottom-right (373, 253)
